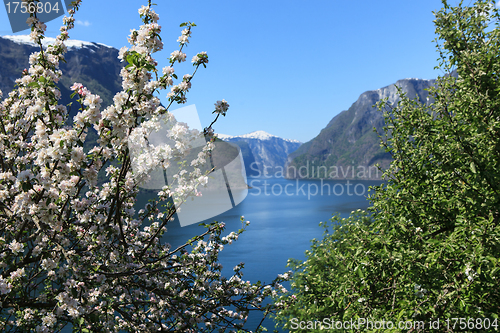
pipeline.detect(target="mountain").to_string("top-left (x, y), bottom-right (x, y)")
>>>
top-left (286, 78), bottom-right (436, 180)
top-left (0, 35), bottom-right (123, 115)
top-left (0, 34), bottom-right (126, 186)
top-left (0, 36), bottom-right (302, 181)
top-left (217, 131), bottom-right (302, 177)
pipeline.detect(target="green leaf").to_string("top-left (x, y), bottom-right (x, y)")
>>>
top-left (470, 161), bottom-right (476, 173)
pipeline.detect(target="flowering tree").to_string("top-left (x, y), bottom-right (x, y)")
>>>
top-left (0, 1), bottom-right (288, 331)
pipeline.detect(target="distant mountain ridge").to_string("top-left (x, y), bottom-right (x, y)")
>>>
top-left (0, 36), bottom-right (302, 180)
top-left (286, 77), bottom-right (436, 180)
top-left (0, 35), bottom-right (437, 182)
top-left (2, 35), bottom-right (113, 50)
top-left (217, 131), bottom-right (302, 177)
top-left (217, 130), bottom-right (301, 143)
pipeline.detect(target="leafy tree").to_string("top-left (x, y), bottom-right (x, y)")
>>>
top-left (274, 0), bottom-right (500, 332)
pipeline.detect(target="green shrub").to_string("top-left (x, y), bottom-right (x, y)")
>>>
top-left (275, 1), bottom-right (500, 331)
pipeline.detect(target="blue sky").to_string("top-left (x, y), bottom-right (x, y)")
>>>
top-left (0, 0), bottom-right (477, 142)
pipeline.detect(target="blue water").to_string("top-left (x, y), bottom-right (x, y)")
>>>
top-left (59, 177), bottom-right (382, 332)
top-left (154, 177), bottom-right (383, 332)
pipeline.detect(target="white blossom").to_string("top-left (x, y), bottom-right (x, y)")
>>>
top-left (0, 2), bottom-right (276, 331)
top-left (9, 240), bottom-right (24, 255)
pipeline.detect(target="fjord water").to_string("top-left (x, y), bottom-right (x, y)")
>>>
top-left (137, 177), bottom-right (383, 332)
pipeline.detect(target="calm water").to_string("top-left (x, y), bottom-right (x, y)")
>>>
top-left (59, 177), bottom-right (381, 332)
top-left (137, 177), bottom-right (383, 332)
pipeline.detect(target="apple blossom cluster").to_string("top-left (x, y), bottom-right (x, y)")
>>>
top-left (214, 99), bottom-right (230, 116)
top-left (192, 51), bottom-right (209, 67)
top-left (127, 113), bottom-right (215, 207)
top-left (178, 27), bottom-right (192, 46)
top-left (0, 0), bottom-right (289, 332)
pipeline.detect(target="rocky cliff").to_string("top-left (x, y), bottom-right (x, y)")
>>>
top-left (286, 78), bottom-right (436, 179)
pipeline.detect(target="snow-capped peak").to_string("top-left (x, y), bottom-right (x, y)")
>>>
top-left (214, 133), bottom-right (235, 140)
top-left (216, 130), bottom-right (301, 143)
top-left (240, 130), bottom-right (275, 140)
top-left (1, 35), bottom-right (112, 50)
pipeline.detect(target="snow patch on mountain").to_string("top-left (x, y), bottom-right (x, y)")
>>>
top-left (215, 131), bottom-right (302, 176)
top-left (217, 130), bottom-right (301, 143)
top-left (2, 35), bottom-right (113, 50)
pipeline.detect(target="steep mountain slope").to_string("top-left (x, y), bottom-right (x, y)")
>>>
top-left (0, 35), bottom-right (125, 185)
top-left (217, 131), bottom-right (302, 177)
top-left (286, 78), bottom-right (436, 179)
top-left (0, 35), bottom-right (123, 114)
